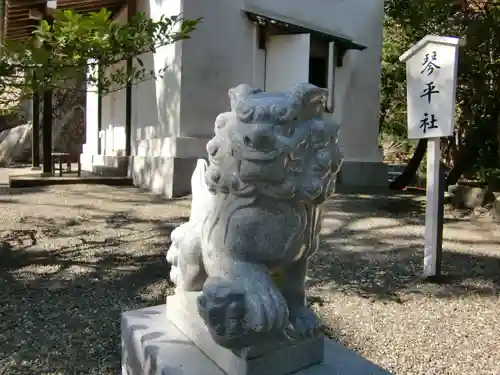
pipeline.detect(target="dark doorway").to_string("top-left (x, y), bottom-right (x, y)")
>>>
top-left (308, 35), bottom-right (330, 89)
top-left (308, 35), bottom-right (332, 111)
top-left (309, 57), bottom-right (328, 88)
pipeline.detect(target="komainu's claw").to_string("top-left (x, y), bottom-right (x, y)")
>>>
top-left (244, 282), bottom-right (288, 334)
top-left (288, 306), bottom-right (323, 338)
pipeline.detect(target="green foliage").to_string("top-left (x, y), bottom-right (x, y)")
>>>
top-left (382, 0), bottom-right (500, 180)
top-left (380, 16), bottom-right (412, 138)
top-left (0, 9), bottom-right (201, 115)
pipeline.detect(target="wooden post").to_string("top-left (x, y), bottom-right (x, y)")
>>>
top-left (41, 5), bottom-right (56, 176)
top-left (125, 59), bottom-right (132, 157)
top-left (125, 0), bottom-right (136, 158)
top-left (424, 138), bottom-right (443, 279)
top-left (97, 63), bottom-right (103, 154)
top-left (41, 81), bottom-right (53, 175)
top-left (31, 88), bottom-right (41, 170)
top-left (30, 13), bottom-right (44, 171)
top-left (399, 35), bottom-right (464, 280)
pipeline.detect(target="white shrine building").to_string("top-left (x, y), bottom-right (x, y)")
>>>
top-left (81, 0), bottom-right (388, 197)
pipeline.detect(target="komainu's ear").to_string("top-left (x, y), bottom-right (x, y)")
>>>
top-left (289, 83), bottom-right (328, 118)
top-left (228, 84), bottom-right (262, 111)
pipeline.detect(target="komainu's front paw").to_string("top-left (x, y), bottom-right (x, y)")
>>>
top-left (197, 276), bottom-right (289, 348)
top-left (288, 306), bottom-right (323, 338)
top-left (197, 278), bottom-right (247, 348)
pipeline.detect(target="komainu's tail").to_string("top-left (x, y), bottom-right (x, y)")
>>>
top-left (166, 158), bottom-right (214, 290)
top-left (188, 159), bottom-right (215, 221)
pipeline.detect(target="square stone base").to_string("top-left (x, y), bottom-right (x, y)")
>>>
top-left (166, 292), bottom-right (324, 374)
top-left (121, 302), bottom-right (392, 375)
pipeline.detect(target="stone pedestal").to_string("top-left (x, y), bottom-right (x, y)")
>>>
top-left (121, 296), bottom-right (393, 375)
top-left (167, 292), bottom-right (324, 375)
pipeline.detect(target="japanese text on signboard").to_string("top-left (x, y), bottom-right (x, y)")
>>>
top-left (419, 51), bottom-right (441, 134)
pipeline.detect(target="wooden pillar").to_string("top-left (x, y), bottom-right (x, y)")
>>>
top-left (41, 86), bottom-right (53, 174)
top-left (40, 4), bottom-right (56, 176)
top-left (31, 88), bottom-right (41, 169)
top-left (125, 0), bottom-right (136, 157)
top-left (41, 17), bottom-right (54, 175)
top-left (97, 63), bottom-right (103, 154)
top-left (125, 60), bottom-right (132, 156)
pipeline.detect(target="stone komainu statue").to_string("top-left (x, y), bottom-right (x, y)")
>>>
top-left (167, 83), bottom-right (343, 349)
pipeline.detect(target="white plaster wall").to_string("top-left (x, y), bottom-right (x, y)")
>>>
top-left (332, 3), bottom-right (385, 163)
top-left (241, 0), bottom-right (384, 163)
top-left (131, 0), bottom-right (183, 158)
top-left (85, 0), bottom-right (182, 158)
top-left (132, 0), bottom-right (263, 156)
top-left (179, 0), bottom-right (383, 162)
top-left (180, 0), bottom-right (259, 139)
top-left (85, 0), bottom-right (383, 166)
top-left (101, 61), bottom-right (127, 155)
top-left (265, 34), bottom-right (311, 92)
top-left (98, 9), bottom-right (129, 156)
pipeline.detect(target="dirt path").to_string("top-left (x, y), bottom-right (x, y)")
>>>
top-left (0, 167), bottom-right (499, 375)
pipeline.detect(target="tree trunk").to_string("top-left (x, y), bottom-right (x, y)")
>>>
top-left (389, 138), bottom-right (427, 190)
top-left (445, 146), bottom-right (473, 187)
top-left (497, 112), bottom-right (500, 167)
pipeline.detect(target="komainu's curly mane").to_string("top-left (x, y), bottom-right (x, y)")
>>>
top-left (204, 83), bottom-right (343, 203)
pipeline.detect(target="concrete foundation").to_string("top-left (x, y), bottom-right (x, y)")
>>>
top-left (80, 136), bottom-right (209, 198)
top-left (80, 155), bottom-right (390, 197)
top-left (80, 154), bottom-right (199, 198)
top-left (128, 156), bottom-right (197, 198)
top-left (336, 160), bottom-right (389, 193)
top-left (121, 300), bottom-right (392, 375)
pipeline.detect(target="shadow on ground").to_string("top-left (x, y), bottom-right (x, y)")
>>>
top-left (0, 188), bottom-right (499, 374)
top-left (0, 190), bottom-right (189, 375)
top-left (309, 193), bottom-right (500, 303)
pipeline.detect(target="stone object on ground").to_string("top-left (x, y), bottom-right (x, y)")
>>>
top-left (157, 83), bottom-right (354, 375)
top-left (121, 302), bottom-right (392, 375)
top-left (0, 100), bottom-right (84, 166)
top-left (491, 193), bottom-right (500, 222)
top-left (0, 123), bottom-right (32, 166)
top-left (448, 184), bottom-right (496, 209)
top-left (166, 293), bottom-right (324, 375)
top-left (166, 83), bottom-right (343, 358)
top-left (121, 83), bottom-right (392, 375)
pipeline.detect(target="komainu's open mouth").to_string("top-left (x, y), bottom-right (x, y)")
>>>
top-left (285, 153), bottom-right (303, 173)
top-left (233, 142), bottom-right (280, 161)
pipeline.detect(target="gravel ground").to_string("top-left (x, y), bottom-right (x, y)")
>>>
top-left (1, 168), bottom-right (499, 375)
top-left (312, 195), bottom-right (500, 375)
